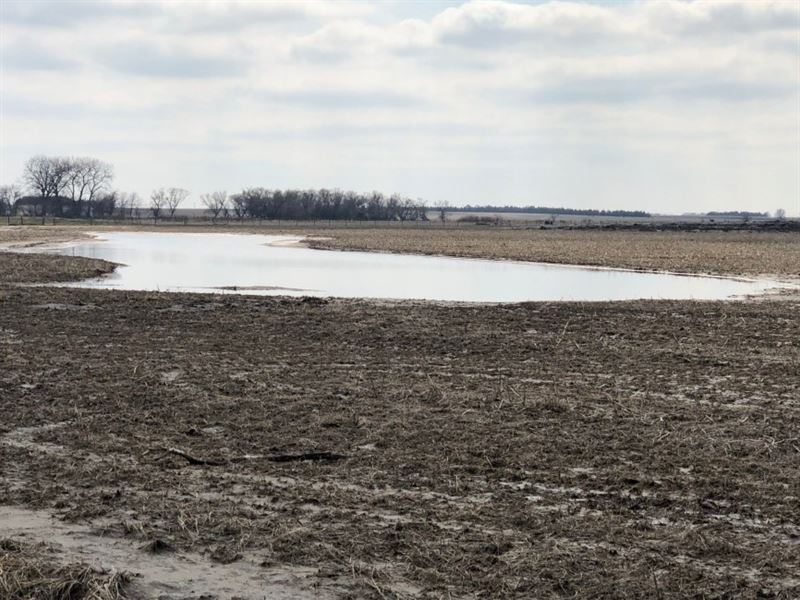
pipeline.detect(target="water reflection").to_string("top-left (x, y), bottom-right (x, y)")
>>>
top-left (35, 232), bottom-right (781, 302)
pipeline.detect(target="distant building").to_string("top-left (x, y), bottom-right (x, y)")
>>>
top-left (13, 195), bottom-right (73, 217)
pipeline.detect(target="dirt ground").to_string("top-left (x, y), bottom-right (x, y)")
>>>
top-left (304, 228), bottom-right (800, 280)
top-left (1, 225), bottom-right (799, 598)
top-left (3, 224), bottom-right (799, 280)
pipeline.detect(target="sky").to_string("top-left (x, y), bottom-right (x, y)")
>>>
top-left (1, 0), bottom-right (798, 215)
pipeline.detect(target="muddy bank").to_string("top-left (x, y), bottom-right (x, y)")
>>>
top-left (3, 225), bottom-right (799, 283)
top-left (1, 286), bottom-right (799, 598)
top-left (0, 226), bottom-right (95, 248)
top-left (0, 253), bottom-right (116, 285)
top-left (0, 227), bottom-right (117, 284)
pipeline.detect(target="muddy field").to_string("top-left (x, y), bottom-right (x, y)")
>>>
top-left (3, 224), bottom-right (800, 280)
top-left (305, 228), bottom-right (800, 280)
top-left (1, 225), bottom-right (799, 598)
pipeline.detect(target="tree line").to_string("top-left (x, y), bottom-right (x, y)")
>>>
top-left (1, 155), bottom-right (428, 222)
top-left (1, 155), bottom-right (119, 218)
top-left (221, 188), bottom-right (427, 222)
top-left (453, 205), bottom-right (651, 218)
top-left (705, 211), bottom-right (769, 218)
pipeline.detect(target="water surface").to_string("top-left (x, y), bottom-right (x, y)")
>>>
top-left (34, 232), bottom-right (781, 302)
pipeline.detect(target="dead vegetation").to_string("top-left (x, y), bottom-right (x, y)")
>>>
top-left (0, 538), bottom-right (129, 600)
top-left (1, 285), bottom-right (799, 598)
top-left (0, 226), bottom-right (95, 248)
top-left (0, 227), bottom-right (115, 284)
top-left (306, 228), bottom-right (800, 278)
top-left (1, 224), bottom-right (798, 597)
top-left (0, 253), bottom-right (116, 285)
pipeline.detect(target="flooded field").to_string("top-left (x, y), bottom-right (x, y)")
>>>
top-left (1, 225), bottom-right (799, 598)
top-left (27, 231), bottom-right (783, 302)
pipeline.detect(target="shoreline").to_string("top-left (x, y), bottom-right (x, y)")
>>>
top-left (2, 225), bottom-right (799, 299)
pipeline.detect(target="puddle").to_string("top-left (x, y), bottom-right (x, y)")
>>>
top-left (19, 231), bottom-right (787, 302)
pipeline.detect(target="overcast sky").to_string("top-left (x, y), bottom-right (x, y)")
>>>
top-left (1, 0), bottom-right (798, 214)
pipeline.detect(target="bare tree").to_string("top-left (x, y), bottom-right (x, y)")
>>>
top-left (65, 157), bottom-right (113, 217)
top-left (22, 155), bottom-right (71, 199)
top-left (201, 191), bottom-right (228, 222)
top-left (129, 192), bottom-right (141, 218)
top-left (150, 188), bottom-right (167, 220)
top-left (230, 193), bottom-right (249, 220)
top-left (93, 190), bottom-right (117, 218)
top-left (433, 199), bottom-right (450, 222)
top-left (775, 208), bottom-right (787, 220)
top-left (0, 185), bottom-right (22, 215)
top-left (115, 191), bottom-right (142, 219)
top-left (166, 187), bottom-right (189, 218)
top-left (115, 191), bottom-right (128, 218)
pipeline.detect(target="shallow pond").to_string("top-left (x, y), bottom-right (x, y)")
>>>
top-left (33, 232), bottom-right (782, 302)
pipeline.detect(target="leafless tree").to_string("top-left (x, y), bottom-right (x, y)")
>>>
top-left (115, 191), bottom-right (129, 218)
top-left (166, 187), bottom-right (189, 218)
top-left (22, 155), bottom-right (71, 199)
top-left (114, 191), bottom-right (142, 219)
top-left (201, 191), bottom-right (228, 222)
top-left (150, 188), bottom-right (167, 220)
top-left (65, 157), bottom-right (113, 216)
top-left (227, 187), bottom-right (428, 221)
top-left (0, 185), bottom-right (22, 215)
top-left (125, 192), bottom-right (141, 219)
top-left (115, 191), bottom-right (139, 219)
top-left (130, 192), bottom-right (142, 218)
top-left (231, 193), bottom-right (249, 220)
top-left (92, 190), bottom-right (117, 218)
top-left (433, 199), bottom-right (450, 222)
top-left (775, 208), bottom-right (787, 220)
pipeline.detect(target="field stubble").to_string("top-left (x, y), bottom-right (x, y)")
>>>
top-left (1, 286), bottom-right (798, 598)
top-left (0, 224), bottom-right (798, 598)
top-left (304, 228), bottom-right (800, 280)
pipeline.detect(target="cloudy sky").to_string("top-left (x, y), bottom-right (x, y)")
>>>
top-left (1, 0), bottom-right (798, 214)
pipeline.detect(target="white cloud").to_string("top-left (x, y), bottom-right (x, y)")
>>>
top-left (0, 0), bottom-right (371, 29)
top-left (643, 0), bottom-right (800, 36)
top-left (1, 0), bottom-right (798, 214)
top-left (431, 0), bottom-right (641, 47)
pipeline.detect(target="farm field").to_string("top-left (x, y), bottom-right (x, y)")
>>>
top-left (3, 224), bottom-right (800, 280)
top-left (1, 225), bottom-right (799, 599)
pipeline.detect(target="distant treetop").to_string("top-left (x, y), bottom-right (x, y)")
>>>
top-left (452, 205), bottom-right (651, 218)
top-left (705, 211), bottom-right (769, 218)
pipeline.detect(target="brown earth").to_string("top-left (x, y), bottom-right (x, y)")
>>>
top-left (304, 228), bottom-right (800, 279)
top-left (0, 225), bottom-right (798, 598)
top-left (0, 227), bottom-right (115, 285)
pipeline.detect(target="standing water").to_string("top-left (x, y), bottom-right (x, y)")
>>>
top-left (28, 232), bottom-right (784, 302)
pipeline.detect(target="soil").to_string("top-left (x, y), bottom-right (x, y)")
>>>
top-left (0, 227), bottom-right (115, 284)
top-left (303, 228), bottom-right (800, 280)
top-left (0, 506), bottom-right (329, 599)
top-left (1, 224), bottom-right (799, 598)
